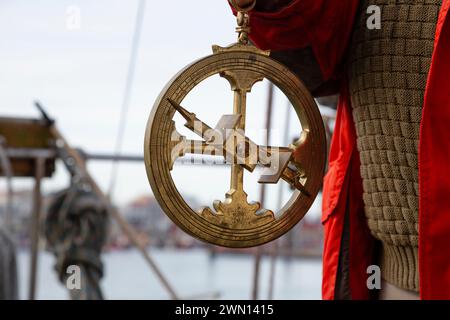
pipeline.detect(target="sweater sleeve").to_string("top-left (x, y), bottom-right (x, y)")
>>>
top-left (231, 0), bottom-right (359, 81)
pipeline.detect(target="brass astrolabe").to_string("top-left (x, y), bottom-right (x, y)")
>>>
top-left (144, 0), bottom-right (326, 248)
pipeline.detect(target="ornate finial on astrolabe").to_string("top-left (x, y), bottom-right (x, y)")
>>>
top-left (144, 1), bottom-right (326, 248)
top-left (229, 0), bottom-right (257, 44)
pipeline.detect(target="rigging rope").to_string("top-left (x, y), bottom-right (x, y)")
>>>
top-left (108, 0), bottom-right (146, 199)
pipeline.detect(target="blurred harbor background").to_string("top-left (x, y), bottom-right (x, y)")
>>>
top-left (0, 190), bottom-right (323, 255)
top-left (3, 189), bottom-right (323, 299)
top-left (17, 249), bottom-right (322, 300)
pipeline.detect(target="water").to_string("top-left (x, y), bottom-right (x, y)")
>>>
top-left (17, 248), bottom-right (322, 300)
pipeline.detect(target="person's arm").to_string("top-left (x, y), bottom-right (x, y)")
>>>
top-left (229, 0), bottom-right (359, 96)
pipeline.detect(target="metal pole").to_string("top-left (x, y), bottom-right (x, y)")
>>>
top-left (251, 82), bottom-right (274, 300)
top-left (0, 137), bottom-right (13, 230)
top-left (267, 240), bottom-right (279, 300)
top-left (267, 99), bottom-right (292, 300)
top-left (107, 202), bottom-right (179, 299)
top-left (4, 147), bottom-right (229, 166)
top-left (28, 157), bottom-right (45, 300)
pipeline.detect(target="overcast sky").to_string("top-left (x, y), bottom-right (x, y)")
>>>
top-left (0, 0), bottom-right (323, 218)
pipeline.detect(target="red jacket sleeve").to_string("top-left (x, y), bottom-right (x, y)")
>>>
top-left (240, 0), bottom-right (359, 81)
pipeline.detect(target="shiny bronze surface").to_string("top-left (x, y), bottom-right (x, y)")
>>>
top-left (144, 7), bottom-right (326, 247)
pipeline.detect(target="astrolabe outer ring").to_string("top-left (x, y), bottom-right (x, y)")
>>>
top-left (144, 45), bottom-right (327, 248)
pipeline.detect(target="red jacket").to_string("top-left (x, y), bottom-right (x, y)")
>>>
top-left (244, 0), bottom-right (450, 299)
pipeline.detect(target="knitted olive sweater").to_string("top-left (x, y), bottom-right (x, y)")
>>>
top-left (348, 0), bottom-right (442, 292)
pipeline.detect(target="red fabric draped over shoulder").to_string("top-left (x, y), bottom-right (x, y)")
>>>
top-left (246, 0), bottom-right (359, 80)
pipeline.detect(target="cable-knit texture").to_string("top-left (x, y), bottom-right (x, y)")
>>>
top-left (348, 0), bottom-right (441, 292)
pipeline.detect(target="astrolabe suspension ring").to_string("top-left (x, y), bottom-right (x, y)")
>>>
top-left (144, 41), bottom-right (326, 248)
